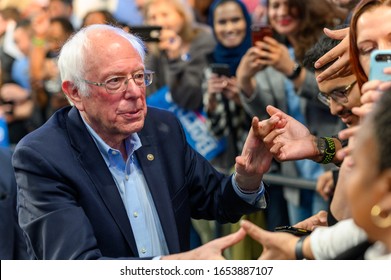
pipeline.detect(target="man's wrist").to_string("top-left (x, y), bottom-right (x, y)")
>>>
top-left (234, 172), bottom-right (262, 192)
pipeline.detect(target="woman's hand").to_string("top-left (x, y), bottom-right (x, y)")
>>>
top-left (257, 37), bottom-right (294, 76)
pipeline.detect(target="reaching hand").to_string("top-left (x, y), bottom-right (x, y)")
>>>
top-left (294, 210), bottom-right (328, 231)
top-left (316, 171), bottom-right (335, 201)
top-left (161, 228), bottom-right (246, 260)
top-left (262, 105), bottom-right (318, 161)
top-left (234, 115), bottom-right (281, 191)
top-left (353, 79), bottom-right (391, 118)
top-left (241, 220), bottom-right (298, 260)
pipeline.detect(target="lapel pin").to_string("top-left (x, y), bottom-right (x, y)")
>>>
top-left (147, 154), bottom-right (154, 161)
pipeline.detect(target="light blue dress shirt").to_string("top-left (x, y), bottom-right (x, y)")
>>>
top-left (83, 119), bottom-right (169, 257)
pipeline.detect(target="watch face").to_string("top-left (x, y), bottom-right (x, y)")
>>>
top-left (318, 137), bottom-right (326, 154)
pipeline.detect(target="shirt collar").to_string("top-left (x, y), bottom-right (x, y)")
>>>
top-left (80, 114), bottom-right (142, 162)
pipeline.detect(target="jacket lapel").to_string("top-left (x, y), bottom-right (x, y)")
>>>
top-left (66, 107), bottom-right (139, 256)
top-left (136, 132), bottom-right (181, 254)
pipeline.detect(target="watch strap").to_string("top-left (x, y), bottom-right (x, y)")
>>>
top-left (319, 137), bottom-right (336, 164)
top-left (286, 62), bottom-right (302, 80)
top-left (295, 235), bottom-right (307, 260)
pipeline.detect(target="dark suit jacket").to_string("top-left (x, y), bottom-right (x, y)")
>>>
top-left (12, 106), bottom-right (260, 259)
top-left (0, 147), bottom-right (29, 259)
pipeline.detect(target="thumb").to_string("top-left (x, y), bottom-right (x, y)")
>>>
top-left (240, 219), bottom-right (268, 243)
top-left (213, 228), bottom-right (246, 251)
top-left (266, 105), bottom-right (282, 117)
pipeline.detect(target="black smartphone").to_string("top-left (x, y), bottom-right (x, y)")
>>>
top-left (274, 226), bottom-right (312, 236)
top-left (128, 25), bottom-right (162, 42)
top-left (210, 63), bottom-right (231, 77)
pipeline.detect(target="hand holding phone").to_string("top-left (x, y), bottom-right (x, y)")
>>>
top-left (210, 63), bottom-right (231, 77)
top-left (251, 24), bottom-right (273, 46)
top-left (369, 50), bottom-right (391, 81)
top-left (274, 226), bottom-right (312, 236)
top-left (128, 25), bottom-right (162, 42)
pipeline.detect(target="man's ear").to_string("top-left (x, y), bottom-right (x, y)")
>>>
top-left (62, 81), bottom-right (84, 111)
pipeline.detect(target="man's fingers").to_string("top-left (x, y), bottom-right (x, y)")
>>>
top-left (266, 105), bottom-right (282, 116)
top-left (212, 228), bottom-right (246, 251)
top-left (338, 126), bottom-right (359, 140)
top-left (253, 116), bottom-right (281, 138)
top-left (240, 220), bottom-right (267, 243)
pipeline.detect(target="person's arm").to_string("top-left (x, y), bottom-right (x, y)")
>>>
top-left (309, 219), bottom-right (367, 260)
top-left (261, 105), bottom-right (343, 165)
top-left (241, 218), bottom-right (367, 260)
top-left (236, 43), bottom-right (271, 100)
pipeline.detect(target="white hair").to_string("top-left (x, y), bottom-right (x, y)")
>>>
top-left (57, 24), bottom-right (146, 96)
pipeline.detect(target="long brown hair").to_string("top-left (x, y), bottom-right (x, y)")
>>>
top-left (267, 0), bottom-right (347, 61)
top-left (349, 0), bottom-right (391, 89)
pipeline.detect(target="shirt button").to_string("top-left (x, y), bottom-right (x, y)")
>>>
top-left (133, 212), bottom-right (138, 218)
top-left (141, 248), bottom-right (146, 254)
top-left (111, 150), bottom-right (118, 155)
top-left (125, 175), bottom-right (129, 181)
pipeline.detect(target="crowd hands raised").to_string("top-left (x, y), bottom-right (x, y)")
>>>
top-left (2, 0), bottom-right (391, 261)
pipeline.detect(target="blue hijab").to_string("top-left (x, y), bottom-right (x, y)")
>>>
top-left (208, 0), bottom-right (252, 75)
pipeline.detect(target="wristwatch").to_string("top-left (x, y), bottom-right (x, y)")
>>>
top-left (317, 137), bottom-right (336, 164)
top-left (286, 62), bottom-right (302, 80)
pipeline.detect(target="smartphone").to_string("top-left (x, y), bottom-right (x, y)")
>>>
top-left (274, 226), bottom-right (312, 236)
top-left (128, 25), bottom-right (162, 42)
top-left (369, 50), bottom-right (391, 81)
top-left (210, 63), bottom-right (231, 77)
top-left (251, 24), bottom-right (273, 46)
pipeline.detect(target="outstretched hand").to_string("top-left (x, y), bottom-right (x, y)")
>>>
top-left (262, 105), bottom-right (318, 162)
top-left (234, 115), bottom-right (283, 191)
top-left (240, 220), bottom-right (298, 260)
top-left (161, 228), bottom-right (246, 260)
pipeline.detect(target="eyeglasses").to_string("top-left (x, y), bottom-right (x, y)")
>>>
top-left (317, 80), bottom-right (357, 107)
top-left (83, 70), bottom-right (154, 94)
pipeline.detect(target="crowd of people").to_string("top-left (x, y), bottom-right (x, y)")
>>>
top-left (1, 0), bottom-right (390, 261)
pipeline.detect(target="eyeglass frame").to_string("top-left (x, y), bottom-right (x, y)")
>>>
top-left (82, 69), bottom-right (154, 94)
top-left (317, 80), bottom-right (357, 107)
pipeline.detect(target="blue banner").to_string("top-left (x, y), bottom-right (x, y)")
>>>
top-left (147, 87), bottom-right (226, 160)
top-left (0, 115), bottom-right (9, 147)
